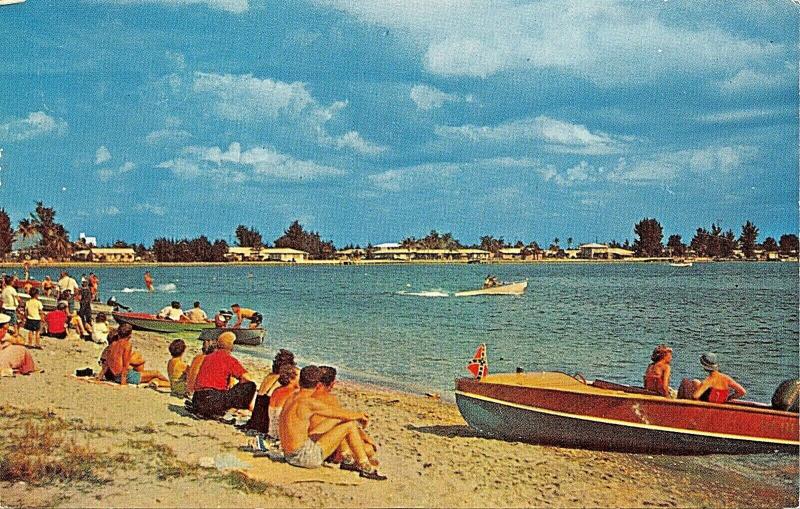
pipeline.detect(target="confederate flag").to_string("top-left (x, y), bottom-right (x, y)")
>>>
top-left (466, 344), bottom-right (488, 380)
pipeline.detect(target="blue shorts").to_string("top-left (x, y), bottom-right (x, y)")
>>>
top-left (114, 370), bottom-right (142, 385)
top-left (2, 309), bottom-right (17, 325)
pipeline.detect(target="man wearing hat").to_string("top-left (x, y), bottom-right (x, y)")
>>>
top-left (192, 332), bottom-right (256, 419)
top-left (691, 352), bottom-right (746, 403)
top-left (0, 313), bottom-right (37, 375)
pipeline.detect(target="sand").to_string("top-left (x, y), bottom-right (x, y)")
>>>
top-left (0, 331), bottom-right (796, 508)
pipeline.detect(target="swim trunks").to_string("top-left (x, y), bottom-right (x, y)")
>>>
top-left (285, 439), bottom-right (324, 469)
top-left (24, 319), bottom-right (41, 332)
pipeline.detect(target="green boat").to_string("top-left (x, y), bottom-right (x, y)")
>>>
top-left (112, 312), bottom-right (217, 333)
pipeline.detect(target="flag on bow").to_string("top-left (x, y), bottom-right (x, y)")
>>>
top-left (467, 343), bottom-right (488, 380)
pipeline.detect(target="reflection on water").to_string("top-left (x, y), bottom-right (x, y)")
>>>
top-left (29, 262), bottom-right (798, 401)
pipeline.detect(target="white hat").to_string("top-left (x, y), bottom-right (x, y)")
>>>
top-left (0, 313), bottom-right (10, 325)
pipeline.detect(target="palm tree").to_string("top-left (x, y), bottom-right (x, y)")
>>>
top-left (567, 237), bottom-right (573, 249)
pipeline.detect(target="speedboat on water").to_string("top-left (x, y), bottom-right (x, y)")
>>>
top-left (455, 280), bottom-right (528, 297)
top-left (198, 327), bottom-right (266, 346)
top-left (669, 261), bottom-right (693, 267)
top-left (455, 371), bottom-right (798, 454)
top-left (112, 312), bottom-right (216, 333)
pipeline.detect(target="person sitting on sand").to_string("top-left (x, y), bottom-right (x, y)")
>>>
top-left (267, 363), bottom-right (299, 438)
top-left (243, 349), bottom-right (296, 434)
top-left (643, 344), bottom-right (675, 398)
top-left (230, 304), bottom-right (262, 329)
top-left (43, 301), bottom-right (69, 340)
top-left (309, 366), bottom-right (379, 465)
top-left (0, 313), bottom-right (36, 375)
top-left (24, 287), bottom-right (44, 350)
top-left (158, 301), bottom-right (185, 321)
top-left (186, 338), bottom-right (215, 398)
top-left (91, 312), bottom-right (110, 344)
top-left (184, 301), bottom-right (208, 323)
top-left (191, 332), bottom-right (256, 418)
top-left (689, 353), bottom-right (746, 404)
top-left (279, 366), bottom-right (386, 480)
top-left (100, 323), bottom-right (169, 386)
top-left (70, 311), bottom-right (91, 340)
top-left (167, 339), bottom-right (189, 398)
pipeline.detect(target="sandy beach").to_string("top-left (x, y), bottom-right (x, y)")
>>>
top-left (0, 331), bottom-right (796, 508)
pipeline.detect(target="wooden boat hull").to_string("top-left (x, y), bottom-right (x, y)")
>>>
top-left (455, 372), bottom-right (799, 454)
top-left (455, 280), bottom-right (528, 297)
top-left (19, 293), bottom-right (115, 317)
top-left (198, 327), bottom-right (265, 346)
top-left (112, 312), bottom-right (216, 333)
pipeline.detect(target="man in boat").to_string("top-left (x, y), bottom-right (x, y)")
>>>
top-left (157, 301), bottom-right (186, 321)
top-left (643, 345), bottom-right (676, 398)
top-left (192, 332), bottom-right (256, 419)
top-left (483, 275), bottom-right (499, 288)
top-left (230, 304), bottom-right (262, 329)
top-left (689, 353), bottom-right (746, 404)
top-left (184, 301), bottom-right (208, 323)
top-left (278, 365), bottom-right (386, 480)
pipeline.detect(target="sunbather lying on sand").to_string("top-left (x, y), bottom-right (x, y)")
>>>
top-left (278, 365), bottom-right (386, 480)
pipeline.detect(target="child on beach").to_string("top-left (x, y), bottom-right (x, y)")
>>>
top-left (24, 288), bottom-right (44, 349)
top-left (167, 339), bottom-right (188, 398)
top-left (70, 311), bottom-right (90, 341)
top-left (243, 349), bottom-right (296, 433)
top-left (91, 313), bottom-right (110, 344)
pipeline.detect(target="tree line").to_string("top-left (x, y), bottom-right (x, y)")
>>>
top-left (0, 204), bottom-right (797, 262)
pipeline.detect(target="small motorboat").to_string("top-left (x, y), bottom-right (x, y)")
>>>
top-left (455, 280), bottom-right (528, 297)
top-left (112, 312), bottom-right (216, 333)
top-left (455, 371), bottom-right (798, 454)
top-left (198, 327), bottom-right (266, 346)
top-left (669, 261), bottom-right (693, 267)
top-left (19, 293), bottom-right (116, 316)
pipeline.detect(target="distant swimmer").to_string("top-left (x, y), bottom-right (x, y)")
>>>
top-left (144, 271), bottom-right (154, 292)
top-left (231, 303), bottom-right (262, 329)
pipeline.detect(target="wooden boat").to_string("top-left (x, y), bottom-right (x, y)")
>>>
top-left (669, 262), bottom-right (693, 267)
top-left (18, 293), bottom-right (115, 316)
top-left (455, 280), bottom-right (528, 297)
top-left (455, 371), bottom-right (799, 454)
top-left (112, 312), bottom-right (216, 333)
top-left (198, 327), bottom-right (266, 346)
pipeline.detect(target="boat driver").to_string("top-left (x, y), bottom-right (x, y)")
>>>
top-left (230, 304), bottom-right (262, 329)
top-left (483, 275), bottom-right (499, 288)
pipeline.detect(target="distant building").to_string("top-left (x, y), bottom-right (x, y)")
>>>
top-left (225, 246), bottom-right (308, 262)
top-left (78, 232), bottom-right (97, 247)
top-left (579, 243), bottom-right (635, 259)
top-left (496, 247), bottom-right (543, 261)
top-left (371, 247), bottom-right (490, 262)
top-left (73, 247), bottom-right (136, 263)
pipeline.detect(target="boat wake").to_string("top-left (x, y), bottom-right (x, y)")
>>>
top-left (120, 283), bottom-right (177, 293)
top-left (395, 290), bottom-right (449, 298)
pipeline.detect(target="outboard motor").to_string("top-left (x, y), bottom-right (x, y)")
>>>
top-left (106, 296), bottom-right (131, 312)
top-left (771, 379), bottom-right (799, 412)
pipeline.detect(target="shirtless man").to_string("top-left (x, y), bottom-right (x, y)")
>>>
top-left (310, 366), bottom-right (378, 464)
top-left (279, 366), bottom-right (387, 480)
top-left (230, 304), bottom-right (262, 329)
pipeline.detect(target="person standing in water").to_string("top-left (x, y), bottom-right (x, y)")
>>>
top-left (144, 271), bottom-right (154, 292)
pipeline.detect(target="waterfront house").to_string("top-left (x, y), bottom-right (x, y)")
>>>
top-left (371, 247), bottom-right (490, 262)
top-left (72, 247), bottom-right (136, 263)
top-left (225, 246), bottom-right (309, 262)
top-left (496, 247), bottom-right (544, 261)
top-left (578, 243), bottom-right (635, 259)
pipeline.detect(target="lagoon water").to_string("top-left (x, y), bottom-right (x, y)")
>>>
top-left (30, 262), bottom-right (798, 402)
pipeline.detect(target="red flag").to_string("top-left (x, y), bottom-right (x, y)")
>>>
top-left (466, 344), bottom-right (488, 380)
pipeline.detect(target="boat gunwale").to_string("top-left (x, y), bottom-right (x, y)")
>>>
top-left (455, 374), bottom-right (799, 418)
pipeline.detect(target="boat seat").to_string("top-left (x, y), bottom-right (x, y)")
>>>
top-left (592, 379), bottom-right (660, 396)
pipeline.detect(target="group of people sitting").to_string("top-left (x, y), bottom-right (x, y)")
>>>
top-left (155, 301), bottom-right (262, 329)
top-left (162, 335), bottom-right (386, 480)
top-left (644, 344), bottom-right (746, 403)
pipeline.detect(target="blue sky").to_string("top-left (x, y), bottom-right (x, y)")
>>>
top-left (0, 0), bottom-right (797, 246)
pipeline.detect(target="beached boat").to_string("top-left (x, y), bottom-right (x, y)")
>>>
top-left (669, 262), bottom-right (693, 267)
top-left (455, 371), bottom-right (799, 454)
top-left (198, 327), bottom-right (266, 346)
top-left (112, 312), bottom-right (216, 333)
top-left (18, 293), bottom-right (116, 316)
top-left (454, 280), bottom-right (528, 297)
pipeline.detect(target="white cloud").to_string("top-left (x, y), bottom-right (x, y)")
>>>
top-left (97, 0), bottom-right (247, 14)
top-left (410, 84), bottom-right (465, 111)
top-left (368, 162), bottom-right (460, 192)
top-left (696, 107), bottom-right (786, 124)
top-left (716, 67), bottom-right (789, 94)
top-left (0, 111), bottom-right (67, 142)
top-left (436, 115), bottom-right (629, 155)
top-left (607, 146), bottom-right (756, 183)
top-left (135, 203), bottom-right (166, 216)
top-left (95, 146), bottom-right (112, 164)
top-left (159, 142), bottom-right (345, 182)
top-left (317, 0), bottom-right (781, 85)
top-left (145, 128), bottom-right (192, 145)
top-left (97, 161), bottom-right (136, 181)
top-left (100, 206), bottom-right (121, 216)
top-left (192, 72), bottom-right (386, 155)
top-left (538, 160), bottom-right (603, 187)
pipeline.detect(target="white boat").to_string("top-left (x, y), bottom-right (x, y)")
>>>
top-left (669, 262), bottom-right (693, 267)
top-left (455, 280), bottom-right (528, 297)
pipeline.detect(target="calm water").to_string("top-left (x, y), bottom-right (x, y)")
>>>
top-left (28, 262), bottom-right (799, 401)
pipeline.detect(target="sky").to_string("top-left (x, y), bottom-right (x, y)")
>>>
top-left (0, 0), bottom-right (797, 247)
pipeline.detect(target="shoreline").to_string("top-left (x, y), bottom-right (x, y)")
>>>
top-left (1, 258), bottom-right (797, 269)
top-left (0, 331), bottom-right (796, 507)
